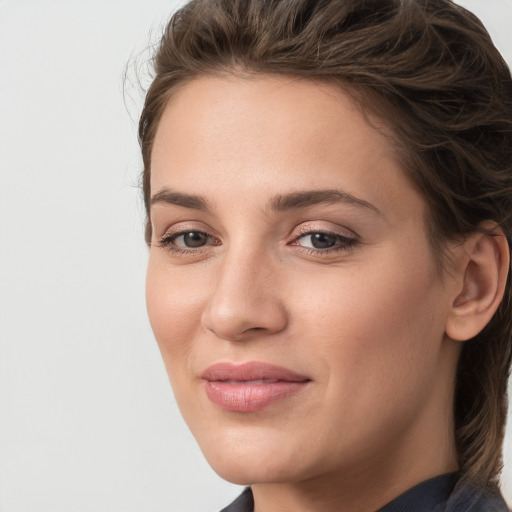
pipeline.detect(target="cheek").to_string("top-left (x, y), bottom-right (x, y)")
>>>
top-left (293, 252), bottom-right (447, 394)
top-left (279, 259), bottom-right (448, 463)
top-left (145, 256), bottom-right (205, 366)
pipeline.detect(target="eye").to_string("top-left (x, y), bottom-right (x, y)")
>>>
top-left (173, 231), bottom-right (211, 248)
top-left (300, 232), bottom-right (339, 249)
top-left (291, 230), bottom-right (356, 252)
top-left (158, 229), bottom-right (219, 253)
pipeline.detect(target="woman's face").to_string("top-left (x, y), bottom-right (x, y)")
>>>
top-left (146, 75), bottom-right (461, 485)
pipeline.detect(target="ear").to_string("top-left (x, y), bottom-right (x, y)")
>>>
top-left (445, 222), bottom-right (510, 342)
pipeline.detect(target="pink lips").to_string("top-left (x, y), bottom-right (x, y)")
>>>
top-left (201, 362), bottom-right (311, 412)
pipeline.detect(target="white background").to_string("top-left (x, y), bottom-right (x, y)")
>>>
top-left (0, 1), bottom-right (511, 511)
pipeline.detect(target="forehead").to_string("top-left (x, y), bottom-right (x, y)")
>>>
top-left (151, 75), bottom-right (390, 170)
top-left (150, 74), bottom-right (425, 224)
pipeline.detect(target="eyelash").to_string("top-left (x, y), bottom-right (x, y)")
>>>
top-left (157, 228), bottom-right (357, 257)
top-left (158, 230), bottom-right (219, 255)
top-left (289, 229), bottom-right (357, 256)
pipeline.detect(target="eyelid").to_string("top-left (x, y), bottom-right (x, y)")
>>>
top-left (155, 220), bottom-right (358, 257)
top-left (156, 222), bottom-right (220, 254)
top-left (287, 222), bottom-right (359, 257)
top-left (290, 221), bottom-right (359, 241)
top-left (155, 221), bottom-right (216, 240)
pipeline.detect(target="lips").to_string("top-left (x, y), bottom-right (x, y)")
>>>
top-left (201, 362), bottom-right (311, 412)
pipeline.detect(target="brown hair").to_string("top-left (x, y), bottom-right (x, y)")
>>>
top-left (139, 0), bottom-right (512, 489)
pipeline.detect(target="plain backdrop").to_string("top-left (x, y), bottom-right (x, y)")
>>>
top-left (0, 1), bottom-right (511, 511)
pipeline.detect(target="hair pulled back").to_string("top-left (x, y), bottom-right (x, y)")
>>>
top-left (139, 0), bottom-right (512, 489)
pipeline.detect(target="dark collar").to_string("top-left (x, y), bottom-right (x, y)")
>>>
top-left (378, 473), bottom-right (456, 512)
top-left (220, 487), bottom-right (253, 512)
top-left (219, 473), bottom-right (509, 512)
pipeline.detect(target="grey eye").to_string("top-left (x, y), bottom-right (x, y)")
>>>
top-left (308, 233), bottom-right (338, 249)
top-left (294, 231), bottom-right (355, 252)
top-left (178, 231), bottom-right (210, 248)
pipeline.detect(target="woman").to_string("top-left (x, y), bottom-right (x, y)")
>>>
top-left (139, 0), bottom-right (512, 510)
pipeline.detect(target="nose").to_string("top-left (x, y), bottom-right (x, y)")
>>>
top-left (201, 249), bottom-right (288, 342)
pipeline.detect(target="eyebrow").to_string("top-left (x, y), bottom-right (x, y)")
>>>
top-left (150, 187), bottom-right (382, 216)
top-left (150, 188), bottom-right (210, 211)
top-left (269, 189), bottom-right (382, 216)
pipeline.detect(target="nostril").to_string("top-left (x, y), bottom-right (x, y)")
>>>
top-left (201, 278), bottom-right (289, 340)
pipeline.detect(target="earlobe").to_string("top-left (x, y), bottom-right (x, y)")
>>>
top-left (446, 223), bottom-right (510, 342)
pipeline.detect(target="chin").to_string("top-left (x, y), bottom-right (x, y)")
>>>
top-left (197, 430), bottom-right (321, 485)
top-left (209, 457), bottom-right (301, 486)
top-left (211, 463), bottom-right (266, 486)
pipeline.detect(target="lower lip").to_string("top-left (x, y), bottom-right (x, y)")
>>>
top-left (204, 380), bottom-right (309, 412)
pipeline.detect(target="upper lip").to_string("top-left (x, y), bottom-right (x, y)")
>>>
top-left (201, 362), bottom-right (310, 382)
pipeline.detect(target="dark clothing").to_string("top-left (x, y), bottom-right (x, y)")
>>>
top-left (220, 474), bottom-right (510, 512)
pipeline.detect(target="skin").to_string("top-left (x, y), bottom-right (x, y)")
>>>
top-left (146, 75), bottom-right (467, 512)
